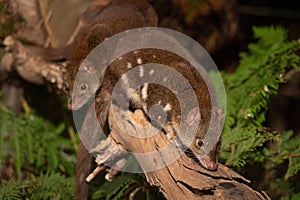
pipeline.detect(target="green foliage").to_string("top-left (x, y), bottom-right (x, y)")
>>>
top-left (92, 174), bottom-right (137, 200)
top-left (27, 173), bottom-right (75, 199)
top-left (220, 26), bottom-right (300, 169)
top-left (215, 25), bottom-right (300, 199)
top-left (263, 130), bottom-right (300, 180)
top-left (0, 105), bottom-right (75, 177)
top-left (0, 101), bottom-right (75, 198)
top-left (0, 173), bottom-right (75, 199)
top-left (91, 173), bottom-right (163, 200)
top-left (0, 180), bottom-right (24, 199)
top-left (281, 192), bottom-right (300, 200)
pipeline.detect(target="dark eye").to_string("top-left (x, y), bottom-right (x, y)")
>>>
top-left (196, 139), bottom-right (204, 148)
top-left (81, 84), bottom-right (87, 91)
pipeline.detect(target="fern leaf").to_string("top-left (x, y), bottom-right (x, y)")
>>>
top-left (220, 25), bottom-right (300, 167)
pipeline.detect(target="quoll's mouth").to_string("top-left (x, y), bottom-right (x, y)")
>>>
top-left (200, 155), bottom-right (218, 171)
top-left (68, 98), bottom-right (79, 110)
top-left (206, 161), bottom-right (218, 171)
top-left (68, 103), bottom-right (78, 110)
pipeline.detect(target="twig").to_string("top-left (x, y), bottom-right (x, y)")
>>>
top-left (20, 96), bottom-right (30, 114)
top-left (85, 165), bottom-right (106, 182)
top-left (38, 0), bottom-right (56, 48)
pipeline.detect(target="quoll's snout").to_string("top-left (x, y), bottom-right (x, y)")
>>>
top-left (200, 155), bottom-right (218, 171)
top-left (207, 161), bottom-right (218, 171)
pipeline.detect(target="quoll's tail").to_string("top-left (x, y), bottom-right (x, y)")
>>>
top-left (75, 142), bottom-right (91, 200)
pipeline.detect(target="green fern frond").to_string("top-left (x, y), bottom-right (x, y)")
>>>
top-left (0, 103), bottom-right (75, 178)
top-left (0, 173), bottom-right (75, 199)
top-left (0, 180), bottom-right (24, 200)
top-left (220, 25), bottom-right (300, 167)
top-left (264, 131), bottom-right (300, 179)
top-left (92, 173), bottom-right (138, 200)
top-left (28, 172), bottom-right (75, 199)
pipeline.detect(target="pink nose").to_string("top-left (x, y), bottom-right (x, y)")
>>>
top-left (207, 162), bottom-right (218, 171)
top-left (68, 103), bottom-right (77, 110)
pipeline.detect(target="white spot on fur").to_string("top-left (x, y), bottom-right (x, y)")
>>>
top-left (163, 77), bottom-right (167, 82)
top-left (118, 57), bottom-right (123, 60)
top-left (134, 51), bottom-right (139, 54)
top-left (126, 62), bottom-right (132, 68)
top-left (149, 69), bottom-right (154, 75)
top-left (142, 83), bottom-right (149, 100)
top-left (139, 66), bottom-right (144, 77)
top-left (121, 74), bottom-right (129, 84)
top-left (137, 57), bottom-right (142, 65)
top-left (152, 55), bottom-right (157, 59)
top-left (163, 103), bottom-right (172, 111)
top-left (121, 74), bottom-right (131, 96)
top-left (158, 100), bottom-right (161, 104)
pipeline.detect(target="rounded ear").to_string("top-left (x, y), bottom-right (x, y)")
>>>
top-left (212, 106), bottom-right (224, 120)
top-left (80, 59), bottom-right (96, 74)
top-left (217, 108), bottom-right (224, 118)
top-left (71, 24), bottom-right (111, 58)
top-left (87, 24), bottom-right (111, 49)
top-left (186, 107), bottom-right (201, 126)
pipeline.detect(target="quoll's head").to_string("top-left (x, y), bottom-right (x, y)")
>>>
top-left (63, 60), bottom-right (100, 111)
top-left (186, 106), bottom-right (223, 171)
top-left (191, 136), bottom-right (221, 171)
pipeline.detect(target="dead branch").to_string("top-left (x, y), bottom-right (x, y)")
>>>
top-left (0, 0), bottom-right (114, 89)
top-left (37, 0), bottom-right (56, 47)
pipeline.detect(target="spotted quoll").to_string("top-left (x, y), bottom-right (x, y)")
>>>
top-left (66, 47), bottom-right (222, 171)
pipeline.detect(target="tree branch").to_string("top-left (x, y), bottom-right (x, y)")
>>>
top-left (104, 104), bottom-right (269, 200)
